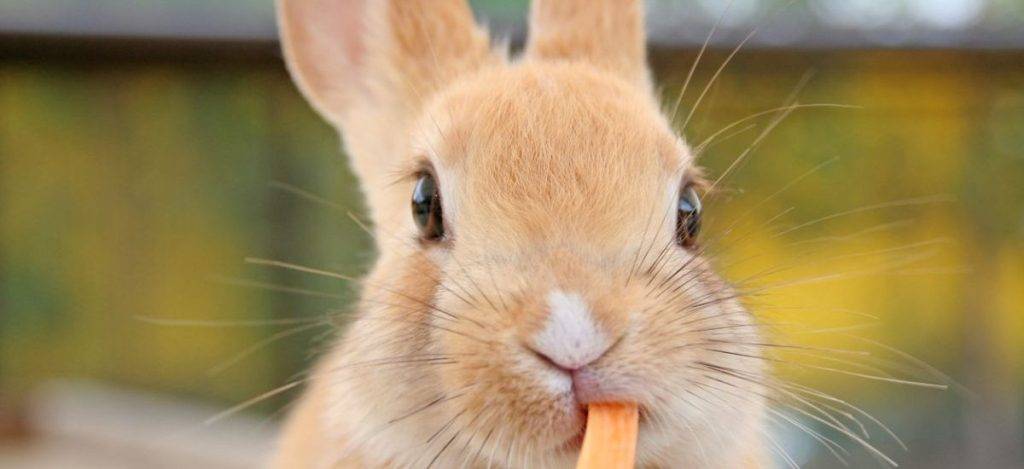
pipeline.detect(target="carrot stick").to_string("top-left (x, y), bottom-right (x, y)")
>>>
top-left (576, 402), bottom-right (639, 469)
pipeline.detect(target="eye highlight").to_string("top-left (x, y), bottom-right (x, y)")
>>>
top-left (676, 185), bottom-right (702, 247)
top-left (411, 172), bottom-right (444, 241)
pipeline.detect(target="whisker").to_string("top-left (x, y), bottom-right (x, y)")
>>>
top-left (209, 274), bottom-right (345, 300)
top-left (345, 211), bottom-right (484, 310)
top-left (204, 380), bottom-right (305, 426)
top-left (706, 99), bottom-right (798, 194)
top-left (135, 315), bottom-right (324, 327)
top-left (782, 380), bottom-right (908, 451)
top-left (695, 105), bottom-right (858, 155)
top-left (269, 180), bottom-right (349, 212)
top-left (207, 322), bottom-right (328, 376)
top-left (247, 256), bottom-right (495, 331)
top-left (698, 362), bottom-right (901, 466)
top-left (773, 194), bottom-right (956, 238)
top-left (680, 25), bottom-right (760, 133)
top-left (668, 0), bottom-right (734, 122)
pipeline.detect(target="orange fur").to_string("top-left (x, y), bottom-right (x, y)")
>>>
top-left (274, 1), bottom-right (768, 467)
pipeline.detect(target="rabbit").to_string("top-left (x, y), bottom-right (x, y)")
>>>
top-left (273, 0), bottom-right (768, 467)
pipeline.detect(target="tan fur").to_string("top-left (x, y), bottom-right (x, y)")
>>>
top-left (274, 1), bottom-right (768, 467)
top-left (526, 0), bottom-right (650, 90)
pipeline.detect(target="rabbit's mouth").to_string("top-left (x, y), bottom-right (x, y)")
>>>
top-left (555, 404), bottom-right (652, 458)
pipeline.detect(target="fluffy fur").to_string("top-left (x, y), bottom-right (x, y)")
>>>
top-left (274, 0), bottom-right (768, 467)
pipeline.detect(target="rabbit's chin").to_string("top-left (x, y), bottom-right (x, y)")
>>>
top-left (463, 388), bottom-right (764, 468)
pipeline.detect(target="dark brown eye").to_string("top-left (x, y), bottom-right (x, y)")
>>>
top-left (676, 185), bottom-right (702, 247)
top-left (411, 173), bottom-right (444, 241)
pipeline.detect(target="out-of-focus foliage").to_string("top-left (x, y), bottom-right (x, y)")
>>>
top-left (0, 49), bottom-right (1021, 466)
top-left (0, 63), bottom-right (371, 406)
top-left (653, 49), bottom-right (1024, 467)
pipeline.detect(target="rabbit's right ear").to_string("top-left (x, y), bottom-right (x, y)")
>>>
top-left (276, 0), bottom-right (495, 126)
top-left (276, 0), bottom-right (497, 220)
top-left (276, 0), bottom-right (369, 126)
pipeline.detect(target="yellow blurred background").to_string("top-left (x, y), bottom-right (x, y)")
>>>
top-left (1, 1), bottom-right (1022, 467)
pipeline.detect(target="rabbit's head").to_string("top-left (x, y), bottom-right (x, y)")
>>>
top-left (278, 0), bottom-right (765, 466)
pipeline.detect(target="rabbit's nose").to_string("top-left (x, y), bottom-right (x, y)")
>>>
top-left (529, 290), bottom-right (613, 371)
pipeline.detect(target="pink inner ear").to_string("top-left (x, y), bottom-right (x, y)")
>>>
top-left (333, 0), bottom-right (366, 70)
top-left (300, 0), bottom-right (367, 71)
top-left (279, 0), bottom-right (372, 121)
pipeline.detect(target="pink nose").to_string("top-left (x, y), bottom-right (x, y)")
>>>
top-left (530, 347), bottom-right (614, 403)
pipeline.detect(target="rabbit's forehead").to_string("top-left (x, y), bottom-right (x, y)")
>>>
top-left (422, 63), bottom-right (686, 171)
top-left (413, 63), bottom-right (691, 248)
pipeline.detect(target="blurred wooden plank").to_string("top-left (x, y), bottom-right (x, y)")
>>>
top-left (0, 381), bottom-right (278, 469)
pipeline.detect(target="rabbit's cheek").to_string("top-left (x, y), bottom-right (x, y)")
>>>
top-left (429, 320), bottom-right (587, 456)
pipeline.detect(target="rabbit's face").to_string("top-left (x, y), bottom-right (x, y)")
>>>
top-left (395, 61), bottom-right (766, 466)
top-left (278, 0), bottom-right (766, 466)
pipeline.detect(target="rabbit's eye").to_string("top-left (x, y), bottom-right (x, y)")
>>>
top-left (411, 173), bottom-right (444, 241)
top-left (676, 185), bottom-right (702, 247)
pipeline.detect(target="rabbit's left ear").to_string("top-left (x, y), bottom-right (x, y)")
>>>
top-left (524, 0), bottom-right (650, 91)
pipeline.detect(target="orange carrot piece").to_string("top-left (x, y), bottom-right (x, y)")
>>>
top-left (576, 402), bottom-right (639, 469)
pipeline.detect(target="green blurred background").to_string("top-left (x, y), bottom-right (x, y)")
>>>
top-left (1, 1), bottom-right (1022, 467)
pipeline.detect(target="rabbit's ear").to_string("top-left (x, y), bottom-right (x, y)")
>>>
top-left (277, 0), bottom-right (496, 196)
top-left (525, 0), bottom-right (649, 90)
top-left (276, 0), bottom-right (366, 126)
top-left (277, 0), bottom-right (494, 126)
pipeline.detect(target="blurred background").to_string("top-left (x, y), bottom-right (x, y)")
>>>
top-left (1, 0), bottom-right (1022, 467)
